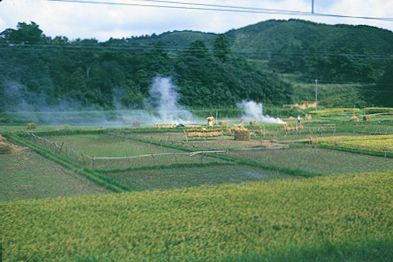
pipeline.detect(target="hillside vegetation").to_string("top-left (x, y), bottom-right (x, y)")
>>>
top-left (1, 19), bottom-right (393, 111)
top-left (1, 171), bottom-right (392, 261)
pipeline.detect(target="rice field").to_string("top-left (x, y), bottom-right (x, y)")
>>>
top-left (317, 135), bottom-right (393, 154)
top-left (0, 149), bottom-right (108, 201)
top-left (44, 134), bottom-right (226, 170)
top-left (1, 171), bottom-right (392, 261)
top-left (102, 164), bottom-right (294, 191)
top-left (227, 147), bottom-right (393, 175)
top-left (1, 111), bottom-right (393, 261)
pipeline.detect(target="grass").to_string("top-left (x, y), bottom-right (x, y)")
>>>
top-left (1, 171), bottom-right (392, 261)
top-left (46, 134), bottom-right (177, 157)
top-left (317, 135), bottom-right (393, 156)
top-left (0, 149), bottom-right (108, 201)
top-left (103, 165), bottom-right (294, 191)
top-left (44, 134), bottom-right (226, 170)
top-left (6, 133), bottom-right (129, 193)
top-left (228, 147), bottom-right (393, 176)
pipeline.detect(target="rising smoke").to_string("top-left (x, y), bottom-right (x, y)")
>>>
top-left (1, 76), bottom-right (198, 126)
top-left (237, 100), bottom-right (285, 124)
top-left (148, 76), bottom-right (194, 124)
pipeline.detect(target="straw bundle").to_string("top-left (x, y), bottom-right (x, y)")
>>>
top-left (351, 115), bottom-right (360, 122)
top-left (218, 120), bottom-right (228, 128)
top-left (362, 115), bottom-right (371, 122)
top-left (234, 130), bottom-right (251, 141)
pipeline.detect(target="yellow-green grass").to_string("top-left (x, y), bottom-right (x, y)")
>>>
top-left (318, 135), bottom-right (393, 154)
top-left (228, 148), bottom-right (393, 175)
top-left (0, 149), bottom-right (108, 201)
top-left (1, 171), bottom-right (392, 261)
top-left (309, 108), bottom-right (360, 115)
top-left (103, 165), bottom-right (294, 191)
top-left (364, 107), bottom-right (393, 114)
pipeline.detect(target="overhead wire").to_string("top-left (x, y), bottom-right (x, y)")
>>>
top-left (47, 0), bottom-right (393, 22)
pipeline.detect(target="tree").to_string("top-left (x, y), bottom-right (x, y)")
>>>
top-left (213, 34), bottom-right (231, 62)
top-left (2, 22), bottom-right (45, 44)
top-left (375, 64), bottom-right (393, 106)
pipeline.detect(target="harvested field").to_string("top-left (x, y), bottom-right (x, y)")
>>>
top-left (44, 134), bottom-right (225, 169)
top-left (127, 132), bottom-right (282, 151)
top-left (228, 147), bottom-right (393, 175)
top-left (103, 165), bottom-right (293, 191)
top-left (0, 149), bottom-right (108, 201)
top-left (46, 134), bottom-right (173, 157)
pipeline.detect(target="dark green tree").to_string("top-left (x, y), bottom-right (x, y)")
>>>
top-left (213, 34), bottom-right (231, 62)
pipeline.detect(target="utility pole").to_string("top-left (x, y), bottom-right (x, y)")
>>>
top-left (315, 79), bottom-right (318, 106)
top-left (311, 0), bottom-right (314, 14)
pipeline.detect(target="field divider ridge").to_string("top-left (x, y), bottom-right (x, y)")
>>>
top-left (109, 132), bottom-right (323, 178)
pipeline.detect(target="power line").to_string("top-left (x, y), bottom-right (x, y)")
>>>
top-left (47, 0), bottom-right (393, 22)
top-left (47, 0), bottom-right (308, 15)
top-left (134, 0), bottom-right (309, 15)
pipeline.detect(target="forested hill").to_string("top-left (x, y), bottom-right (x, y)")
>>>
top-left (0, 19), bottom-right (392, 111)
top-left (0, 22), bottom-right (292, 111)
top-left (226, 19), bottom-right (393, 83)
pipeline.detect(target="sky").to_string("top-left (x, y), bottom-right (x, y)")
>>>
top-left (0, 0), bottom-right (393, 41)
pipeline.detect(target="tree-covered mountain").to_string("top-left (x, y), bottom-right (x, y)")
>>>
top-left (226, 19), bottom-right (393, 83)
top-left (0, 22), bottom-right (292, 111)
top-left (0, 19), bottom-right (392, 111)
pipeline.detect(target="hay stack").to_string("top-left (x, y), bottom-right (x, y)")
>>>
top-left (363, 115), bottom-right (371, 122)
top-left (186, 128), bottom-right (223, 138)
top-left (308, 136), bottom-right (318, 144)
top-left (304, 114), bottom-right (312, 120)
top-left (27, 122), bottom-right (37, 130)
top-left (0, 143), bottom-right (13, 154)
top-left (234, 130), bottom-right (251, 141)
top-left (218, 120), bottom-right (228, 128)
top-left (351, 115), bottom-right (360, 122)
top-left (228, 124), bottom-right (246, 133)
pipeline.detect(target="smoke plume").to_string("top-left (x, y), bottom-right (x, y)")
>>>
top-left (237, 100), bottom-right (284, 124)
top-left (148, 76), bottom-right (194, 124)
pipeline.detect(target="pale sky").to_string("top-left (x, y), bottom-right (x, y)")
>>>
top-left (0, 0), bottom-right (392, 41)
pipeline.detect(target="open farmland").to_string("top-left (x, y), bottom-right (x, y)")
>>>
top-left (227, 147), bottom-right (393, 176)
top-left (0, 149), bottom-right (108, 201)
top-left (1, 171), bottom-right (392, 261)
top-left (317, 135), bottom-right (393, 156)
top-left (43, 134), bottom-right (226, 170)
top-left (102, 164), bottom-right (293, 191)
top-left (1, 108), bottom-right (393, 261)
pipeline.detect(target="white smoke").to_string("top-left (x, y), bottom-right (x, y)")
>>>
top-left (148, 76), bottom-right (194, 124)
top-left (1, 76), bottom-right (198, 126)
top-left (237, 100), bottom-right (285, 124)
